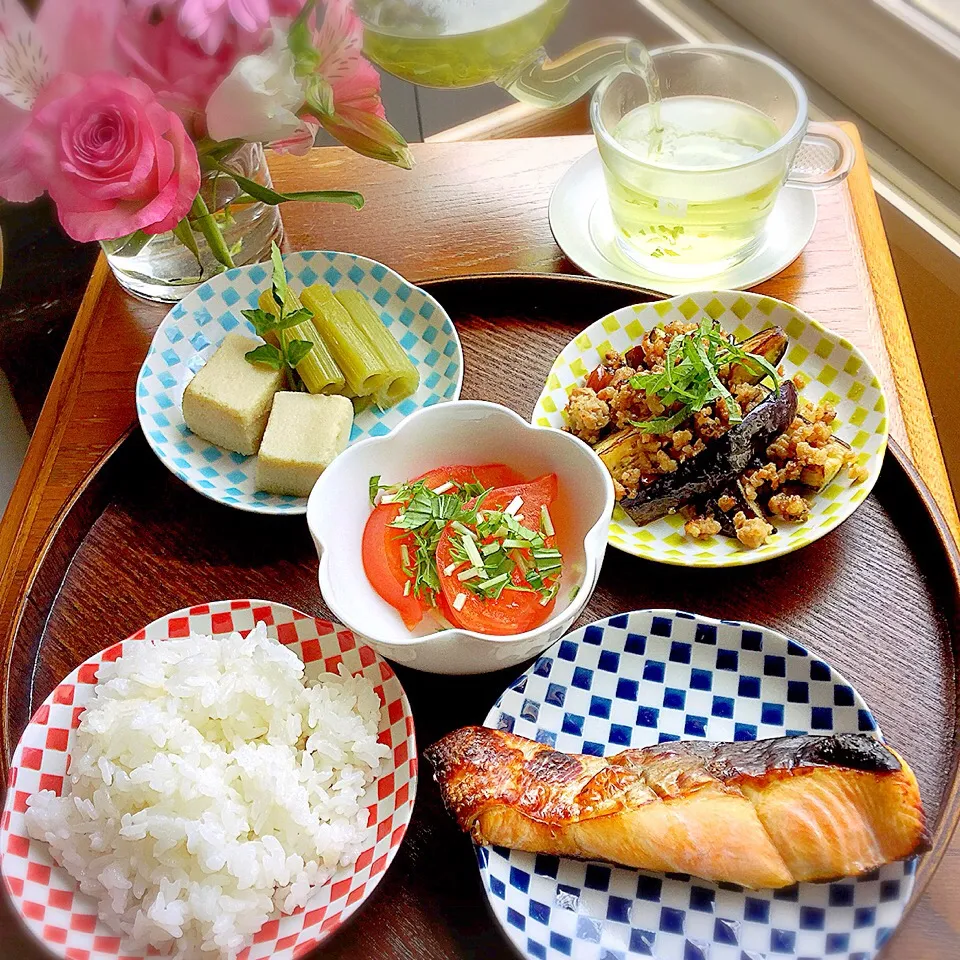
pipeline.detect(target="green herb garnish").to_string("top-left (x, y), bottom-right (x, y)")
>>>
top-left (628, 317), bottom-right (780, 434)
top-left (241, 241), bottom-right (314, 387)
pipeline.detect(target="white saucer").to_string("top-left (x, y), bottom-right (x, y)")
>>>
top-left (549, 148), bottom-right (817, 296)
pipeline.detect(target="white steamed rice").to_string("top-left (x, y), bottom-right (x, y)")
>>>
top-left (24, 623), bottom-right (389, 959)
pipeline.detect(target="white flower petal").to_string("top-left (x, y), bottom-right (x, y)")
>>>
top-left (0, 0), bottom-right (51, 109)
top-left (205, 25), bottom-right (305, 145)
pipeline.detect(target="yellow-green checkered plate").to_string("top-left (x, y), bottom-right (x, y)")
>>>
top-left (532, 292), bottom-right (888, 567)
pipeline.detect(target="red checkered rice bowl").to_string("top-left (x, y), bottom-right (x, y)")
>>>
top-left (0, 599), bottom-right (417, 960)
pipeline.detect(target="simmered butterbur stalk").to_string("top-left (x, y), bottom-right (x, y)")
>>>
top-left (256, 289), bottom-right (282, 348)
top-left (256, 288), bottom-right (345, 395)
top-left (335, 289), bottom-right (420, 407)
top-left (301, 284), bottom-right (390, 398)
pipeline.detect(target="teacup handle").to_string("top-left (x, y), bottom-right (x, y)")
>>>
top-left (785, 121), bottom-right (856, 189)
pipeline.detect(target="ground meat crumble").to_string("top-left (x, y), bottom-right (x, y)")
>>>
top-left (563, 322), bottom-right (867, 550)
top-left (734, 512), bottom-right (774, 549)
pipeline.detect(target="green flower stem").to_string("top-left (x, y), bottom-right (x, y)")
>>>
top-left (189, 193), bottom-right (236, 270)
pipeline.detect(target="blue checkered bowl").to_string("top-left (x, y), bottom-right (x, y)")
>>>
top-left (480, 610), bottom-right (917, 960)
top-left (136, 252), bottom-right (463, 514)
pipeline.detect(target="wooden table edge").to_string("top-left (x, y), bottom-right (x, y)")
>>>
top-left (0, 255), bottom-right (112, 692)
top-left (837, 122), bottom-right (960, 539)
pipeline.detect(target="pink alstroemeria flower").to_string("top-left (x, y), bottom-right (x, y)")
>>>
top-left (136, 0), bottom-right (304, 54)
top-left (305, 0), bottom-right (413, 168)
top-left (203, 1), bottom-right (411, 166)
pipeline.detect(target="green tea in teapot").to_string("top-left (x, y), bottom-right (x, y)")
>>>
top-left (357, 0), bottom-right (568, 88)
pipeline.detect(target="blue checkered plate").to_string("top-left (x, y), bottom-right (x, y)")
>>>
top-left (136, 252), bottom-right (463, 514)
top-left (480, 610), bottom-right (917, 960)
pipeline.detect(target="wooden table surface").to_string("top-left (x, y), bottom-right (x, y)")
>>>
top-left (0, 131), bottom-right (957, 958)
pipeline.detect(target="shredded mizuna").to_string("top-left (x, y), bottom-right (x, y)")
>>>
top-left (540, 504), bottom-right (555, 536)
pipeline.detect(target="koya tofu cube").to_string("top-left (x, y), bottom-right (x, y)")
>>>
top-left (182, 333), bottom-right (282, 456)
top-left (256, 393), bottom-right (354, 497)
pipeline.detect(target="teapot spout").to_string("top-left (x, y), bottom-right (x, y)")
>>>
top-left (501, 38), bottom-right (652, 109)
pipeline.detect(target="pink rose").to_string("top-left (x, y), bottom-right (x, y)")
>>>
top-left (19, 73), bottom-right (201, 242)
top-left (116, 15), bottom-right (245, 138)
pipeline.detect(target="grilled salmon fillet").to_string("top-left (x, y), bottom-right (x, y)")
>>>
top-left (425, 727), bottom-right (928, 889)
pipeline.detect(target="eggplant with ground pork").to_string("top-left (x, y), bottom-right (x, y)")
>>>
top-left (563, 319), bottom-right (869, 549)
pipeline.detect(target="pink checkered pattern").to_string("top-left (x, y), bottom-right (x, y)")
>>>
top-left (0, 600), bottom-right (418, 960)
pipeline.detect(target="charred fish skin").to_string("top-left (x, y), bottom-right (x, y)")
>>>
top-left (425, 727), bottom-right (929, 890)
top-left (648, 732), bottom-right (905, 778)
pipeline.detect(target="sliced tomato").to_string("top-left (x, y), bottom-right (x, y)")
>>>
top-left (362, 502), bottom-right (428, 630)
top-left (413, 463), bottom-right (525, 491)
top-left (475, 474), bottom-right (559, 527)
top-left (435, 474), bottom-right (560, 636)
top-left (435, 533), bottom-right (555, 636)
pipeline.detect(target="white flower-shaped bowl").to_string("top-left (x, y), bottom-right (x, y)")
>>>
top-left (306, 401), bottom-right (615, 675)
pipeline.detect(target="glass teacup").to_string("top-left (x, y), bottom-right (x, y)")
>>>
top-left (590, 44), bottom-right (854, 279)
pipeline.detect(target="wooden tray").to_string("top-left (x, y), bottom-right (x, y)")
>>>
top-left (3, 275), bottom-right (959, 960)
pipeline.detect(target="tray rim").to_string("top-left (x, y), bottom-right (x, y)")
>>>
top-left (2, 272), bottom-right (958, 933)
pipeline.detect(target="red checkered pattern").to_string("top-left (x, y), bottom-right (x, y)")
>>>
top-left (0, 600), bottom-right (417, 960)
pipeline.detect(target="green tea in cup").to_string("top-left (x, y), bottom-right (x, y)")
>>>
top-left (591, 45), bottom-right (854, 279)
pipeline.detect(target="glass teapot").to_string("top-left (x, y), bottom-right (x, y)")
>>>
top-left (355, 0), bottom-right (644, 108)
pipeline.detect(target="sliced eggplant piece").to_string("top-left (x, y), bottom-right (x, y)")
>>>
top-left (729, 327), bottom-right (788, 385)
top-left (621, 381), bottom-right (799, 526)
top-left (594, 427), bottom-right (645, 475)
top-left (697, 479), bottom-right (765, 538)
top-left (799, 435), bottom-right (851, 491)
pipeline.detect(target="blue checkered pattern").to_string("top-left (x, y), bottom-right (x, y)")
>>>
top-left (480, 610), bottom-right (916, 960)
top-left (136, 252), bottom-right (463, 514)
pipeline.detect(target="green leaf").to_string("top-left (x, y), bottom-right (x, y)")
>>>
top-left (241, 308), bottom-right (276, 337)
top-left (269, 241), bottom-right (288, 311)
top-left (288, 0), bottom-right (318, 63)
top-left (172, 219), bottom-right (202, 271)
top-left (245, 344), bottom-right (284, 369)
top-left (269, 313), bottom-right (312, 334)
top-left (304, 76), bottom-right (335, 116)
top-left (285, 338), bottom-right (315, 368)
top-left (196, 137), bottom-right (246, 161)
top-left (212, 160), bottom-right (364, 209)
top-left (630, 406), bottom-right (694, 436)
top-left (369, 475), bottom-right (381, 505)
top-left (695, 339), bottom-right (740, 423)
top-left (281, 307), bottom-right (314, 326)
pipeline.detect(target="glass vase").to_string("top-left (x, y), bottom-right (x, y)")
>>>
top-left (100, 143), bottom-right (284, 303)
